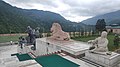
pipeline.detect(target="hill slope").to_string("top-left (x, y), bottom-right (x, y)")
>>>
top-left (0, 0), bottom-right (80, 34)
top-left (81, 10), bottom-right (120, 25)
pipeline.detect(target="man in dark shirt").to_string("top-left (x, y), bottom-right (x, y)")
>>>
top-left (26, 26), bottom-right (34, 44)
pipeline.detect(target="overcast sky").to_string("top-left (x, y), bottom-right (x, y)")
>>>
top-left (3, 0), bottom-right (120, 22)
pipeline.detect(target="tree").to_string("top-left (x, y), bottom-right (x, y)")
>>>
top-left (96, 19), bottom-right (106, 33)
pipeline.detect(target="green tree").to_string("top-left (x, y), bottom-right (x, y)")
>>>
top-left (96, 19), bottom-right (106, 33)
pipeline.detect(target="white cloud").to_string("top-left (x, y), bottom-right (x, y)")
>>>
top-left (3, 0), bottom-right (120, 22)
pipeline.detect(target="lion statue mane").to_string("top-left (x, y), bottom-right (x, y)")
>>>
top-left (50, 23), bottom-right (70, 41)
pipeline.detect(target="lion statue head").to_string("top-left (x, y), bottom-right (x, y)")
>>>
top-left (50, 23), bottom-right (70, 41)
top-left (51, 23), bottom-right (62, 34)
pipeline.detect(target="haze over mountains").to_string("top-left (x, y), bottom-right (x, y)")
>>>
top-left (80, 10), bottom-right (120, 25)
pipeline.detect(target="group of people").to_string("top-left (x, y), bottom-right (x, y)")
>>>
top-left (26, 26), bottom-right (40, 44)
top-left (19, 26), bottom-right (40, 50)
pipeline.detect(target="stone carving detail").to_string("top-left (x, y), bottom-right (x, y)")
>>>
top-left (50, 23), bottom-right (70, 41)
top-left (88, 31), bottom-right (110, 55)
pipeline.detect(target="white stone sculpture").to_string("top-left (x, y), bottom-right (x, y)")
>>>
top-left (50, 23), bottom-right (70, 41)
top-left (88, 31), bottom-right (109, 55)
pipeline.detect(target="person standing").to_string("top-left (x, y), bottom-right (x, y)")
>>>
top-left (34, 27), bottom-right (40, 38)
top-left (26, 26), bottom-right (34, 44)
top-left (19, 36), bottom-right (27, 49)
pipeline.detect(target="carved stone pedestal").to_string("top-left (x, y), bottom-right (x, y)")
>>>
top-left (85, 51), bottom-right (120, 67)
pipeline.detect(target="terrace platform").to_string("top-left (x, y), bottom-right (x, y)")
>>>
top-left (0, 45), bottom-right (97, 67)
top-left (36, 38), bottom-right (91, 57)
top-left (85, 51), bottom-right (120, 67)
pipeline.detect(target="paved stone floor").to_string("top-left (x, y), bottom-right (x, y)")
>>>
top-left (0, 45), bottom-right (18, 67)
top-left (0, 45), bottom-right (42, 67)
top-left (1, 45), bottom-right (119, 67)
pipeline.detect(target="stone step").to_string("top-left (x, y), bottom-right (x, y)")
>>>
top-left (28, 52), bottom-right (36, 58)
top-left (33, 51), bottom-right (62, 58)
top-left (79, 57), bottom-right (104, 67)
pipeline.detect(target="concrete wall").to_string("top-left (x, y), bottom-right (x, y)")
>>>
top-left (107, 28), bottom-right (120, 34)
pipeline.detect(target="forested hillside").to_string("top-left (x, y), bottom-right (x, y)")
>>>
top-left (0, 0), bottom-right (84, 34)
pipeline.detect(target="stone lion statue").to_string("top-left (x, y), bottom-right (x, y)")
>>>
top-left (50, 23), bottom-right (70, 41)
top-left (88, 31), bottom-right (110, 55)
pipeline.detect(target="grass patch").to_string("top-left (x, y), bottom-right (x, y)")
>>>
top-left (72, 36), bottom-right (98, 42)
top-left (72, 35), bottom-right (120, 51)
top-left (0, 35), bottom-right (19, 43)
top-left (0, 35), bottom-right (26, 43)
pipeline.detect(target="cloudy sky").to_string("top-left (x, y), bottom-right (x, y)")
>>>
top-left (3, 0), bottom-right (120, 22)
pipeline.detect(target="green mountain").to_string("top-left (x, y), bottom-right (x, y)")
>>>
top-left (0, 0), bottom-right (85, 34)
top-left (80, 10), bottom-right (120, 25)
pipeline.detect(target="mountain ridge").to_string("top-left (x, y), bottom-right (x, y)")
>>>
top-left (0, 0), bottom-right (83, 34)
top-left (80, 10), bottom-right (120, 25)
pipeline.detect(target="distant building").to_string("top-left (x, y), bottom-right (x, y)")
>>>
top-left (106, 24), bottom-right (120, 34)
